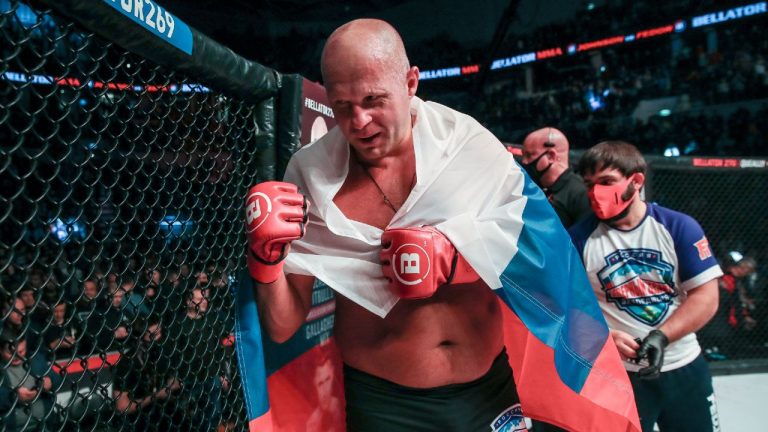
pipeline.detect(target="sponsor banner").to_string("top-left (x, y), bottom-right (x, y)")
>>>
top-left (692, 157), bottom-right (767, 169)
top-left (266, 341), bottom-right (346, 432)
top-left (301, 79), bottom-right (336, 146)
top-left (691, 1), bottom-right (767, 28)
top-left (263, 281), bottom-right (337, 373)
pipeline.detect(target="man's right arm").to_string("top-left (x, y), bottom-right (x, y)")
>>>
top-left (245, 181), bottom-right (313, 343)
top-left (255, 273), bottom-right (315, 343)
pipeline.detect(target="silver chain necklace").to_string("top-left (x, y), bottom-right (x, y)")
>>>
top-left (352, 150), bottom-right (416, 214)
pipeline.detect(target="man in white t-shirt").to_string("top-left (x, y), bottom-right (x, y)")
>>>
top-left (569, 141), bottom-right (722, 432)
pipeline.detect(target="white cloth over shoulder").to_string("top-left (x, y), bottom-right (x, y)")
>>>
top-left (283, 96), bottom-right (529, 317)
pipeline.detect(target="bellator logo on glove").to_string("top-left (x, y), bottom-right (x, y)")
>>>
top-left (391, 243), bottom-right (432, 287)
top-left (245, 190), bottom-right (272, 233)
top-left (381, 226), bottom-right (478, 299)
top-left (244, 181), bottom-right (308, 284)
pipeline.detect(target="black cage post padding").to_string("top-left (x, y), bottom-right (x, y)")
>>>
top-left (275, 73), bottom-right (303, 180)
top-left (36, 0), bottom-right (280, 105)
top-left (254, 96), bottom-right (277, 183)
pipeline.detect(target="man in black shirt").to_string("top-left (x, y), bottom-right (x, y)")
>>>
top-left (170, 286), bottom-right (229, 432)
top-left (0, 329), bottom-right (61, 431)
top-left (43, 301), bottom-right (81, 358)
top-left (520, 127), bottom-right (593, 228)
top-left (112, 315), bottom-right (180, 431)
top-left (88, 285), bottom-right (130, 352)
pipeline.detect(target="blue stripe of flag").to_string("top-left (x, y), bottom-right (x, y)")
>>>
top-left (233, 270), bottom-right (271, 422)
top-left (496, 172), bottom-right (609, 392)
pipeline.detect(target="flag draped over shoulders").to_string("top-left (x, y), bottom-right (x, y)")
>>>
top-left (236, 96), bottom-right (640, 431)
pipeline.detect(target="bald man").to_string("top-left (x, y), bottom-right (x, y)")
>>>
top-left (249, 20), bottom-right (523, 430)
top-left (521, 127), bottom-right (592, 228)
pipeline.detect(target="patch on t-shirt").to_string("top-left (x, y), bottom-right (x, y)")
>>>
top-left (694, 236), bottom-right (713, 260)
top-left (491, 403), bottom-right (527, 431)
top-left (598, 248), bottom-right (677, 325)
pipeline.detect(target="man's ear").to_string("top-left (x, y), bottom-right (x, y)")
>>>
top-left (631, 172), bottom-right (646, 189)
top-left (406, 66), bottom-right (419, 97)
top-left (546, 148), bottom-right (559, 162)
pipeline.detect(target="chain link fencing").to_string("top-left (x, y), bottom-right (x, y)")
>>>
top-left (0, 1), bottom-right (293, 430)
top-left (644, 157), bottom-right (768, 369)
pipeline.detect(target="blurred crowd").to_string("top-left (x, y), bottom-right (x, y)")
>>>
top-left (0, 240), bottom-right (240, 431)
top-left (225, 1), bottom-right (764, 159)
top-left (446, 20), bottom-right (768, 156)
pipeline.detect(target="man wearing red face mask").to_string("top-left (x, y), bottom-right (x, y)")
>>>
top-left (568, 141), bottom-right (722, 432)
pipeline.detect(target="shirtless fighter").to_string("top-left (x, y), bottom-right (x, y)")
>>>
top-left (246, 19), bottom-right (521, 431)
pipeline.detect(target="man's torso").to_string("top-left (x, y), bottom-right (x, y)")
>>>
top-left (331, 162), bottom-right (504, 388)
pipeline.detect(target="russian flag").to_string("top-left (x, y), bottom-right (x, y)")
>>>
top-left (234, 173), bottom-right (640, 432)
top-left (497, 176), bottom-right (640, 431)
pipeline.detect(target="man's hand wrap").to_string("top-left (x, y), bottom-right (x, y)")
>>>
top-left (636, 329), bottom-right (669, 380)
top-left (380, 226), bottom-right (479, 299)
top-left (245, 181), bottom-right (308, 284)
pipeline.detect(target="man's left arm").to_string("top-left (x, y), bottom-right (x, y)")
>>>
top-left (635, 278), bottom-right (719, 379)
top-left (658, 279), bottom-right (719, 343)
top-left (659, 213), bottom-right (722, 342)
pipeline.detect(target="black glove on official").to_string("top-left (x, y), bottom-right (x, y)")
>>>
top-left (636, 329), bottom-right (669, 380)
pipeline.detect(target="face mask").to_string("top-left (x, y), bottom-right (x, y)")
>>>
top-left (521, 152), bottom-right (552, 186)
top-left (588, 177), bottom-right (638, 220)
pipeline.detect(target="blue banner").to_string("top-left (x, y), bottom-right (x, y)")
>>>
top-left (102, 0), bottom-right (193, 54)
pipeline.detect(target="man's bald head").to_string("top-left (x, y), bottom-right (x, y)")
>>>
top-left (522, 127), bottom-right (570, 155)
top-left (520, 127), bottom-right (571, 188)
top-left (321, 19), bottom-right (410, 85)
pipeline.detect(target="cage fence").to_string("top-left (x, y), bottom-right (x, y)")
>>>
top-left (646, 161), bottom-right (768, 366)
top-left (0, 1), bottom-right (270, 430)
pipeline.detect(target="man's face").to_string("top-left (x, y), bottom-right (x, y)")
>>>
top-left (583, 166), bottom-right (643, 221)
top-left (1, 339), bottom-right (26, 366)
top-left (187, 289), bottom-right (208, 315)
top-left (325, 63), bottom-right (416, 161)
top-left (110, 288), bottom-right (125, 308)
top-left (143, 323), bottom-right (162, 344)
top-left (53, 303), bottom-right (66, 324)
top-left (19, 290), bottom-right (35, 309)
top-left (314, 361), bottom-right (335, 401)
top-left (520, 140), bottom-right (547, 166)
top-left (8, 298), bottom-right (25, 327)
top-left (734, 262), bottom-right (756, 278)
top-left (83, 281), bottom-right (98, 300)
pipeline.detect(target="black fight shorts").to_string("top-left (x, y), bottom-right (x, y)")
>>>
top-left (344, 349), bottom-right (526, 432)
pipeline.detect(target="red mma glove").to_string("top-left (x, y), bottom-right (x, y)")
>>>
top-left (245, 181), bottom-right (308, 283)
top-left (380, 226), bottom-right (479, 299)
